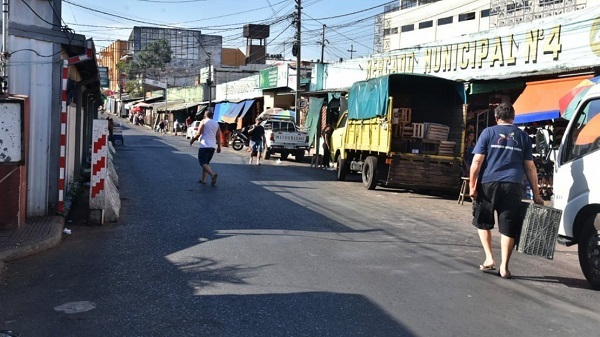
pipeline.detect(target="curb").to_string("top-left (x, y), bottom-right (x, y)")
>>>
top-left (0, 216), bottom-right (64, 262)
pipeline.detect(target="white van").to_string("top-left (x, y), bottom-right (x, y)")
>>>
top-left (540, 84), bottom-right (600, 289)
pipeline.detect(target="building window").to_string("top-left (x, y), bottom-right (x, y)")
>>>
top-left (401, 24), bottom-right (414, 32)
top-left (539, 0), bottom-right (563, 5)
top-left (481, 9), bottom-right (491, 18)
top-left (438, 16), bottom-right (453, 25)
top-left (384, 28), bottom-right (391, 36)
top-left (401, 0), bottom-right (417, 9)
top-left (391, 27), bottom-right (399, 34)
top-left (459, 12), bottom-right (476, 21)
top-left (419, 20), bottom-right (433, 29)
top-left (508, 1), bottom-right (532, 13)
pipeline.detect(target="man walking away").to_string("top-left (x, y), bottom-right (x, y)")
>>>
top-left (190, 109), bottom-right (221, 186)
top-left (469, 103), bottom-right (543, 279)
top-left (248, 118), bottom-right (266, 165)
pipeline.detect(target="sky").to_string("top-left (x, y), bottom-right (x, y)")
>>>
top-left (62, 0), bottom-right (396, 62)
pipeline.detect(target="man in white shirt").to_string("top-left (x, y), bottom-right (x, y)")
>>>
top-left (190, 109), bottom-right (221, 186)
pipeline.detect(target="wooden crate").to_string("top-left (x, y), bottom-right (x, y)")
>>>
top-left (412, 123), bottom-right (424, 138)
top-left (425, 123), bottom-right (450, 141)
top-left (438, 141), bottom-right (456, 156)
top-left (400, 108), bottom-right (412, 124)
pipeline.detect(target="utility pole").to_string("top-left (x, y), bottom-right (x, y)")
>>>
top-left (320, 24), bottom-right (326, 63)
top-left (348, 44), bottom-right (356, 59)
top-left (1, 0), bottom-right (10, 95)
top-left (206, 52), bottom-right (212, 109)
top-left (294, 0), bottom-right (302, 126)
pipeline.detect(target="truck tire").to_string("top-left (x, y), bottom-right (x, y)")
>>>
top-left (264, 148), bottom-right (271, 159)
top-left (362, 156), bottom-right (378, 190)
top-left (336, 156), bottom-right (348, 181)
top-left (294, 151), bottom-right (305, 162)
top-left (578, 213), bottom-right (600, 289)
top-left (280, 151), bottom-right (289, 160)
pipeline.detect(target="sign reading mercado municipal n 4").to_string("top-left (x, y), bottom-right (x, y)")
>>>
top-left (366, 11), bottom-right (600, 81)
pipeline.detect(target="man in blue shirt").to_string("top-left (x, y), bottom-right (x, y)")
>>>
top-left (469, 103), bottom-right (543, 279)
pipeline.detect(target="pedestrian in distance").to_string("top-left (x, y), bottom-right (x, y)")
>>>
top-left (464, 131), bottom-right (476, 175)
top-left (248, 118), bottom-right (266, 165)
top-left (321, 124), bottom-right (333, 169)
top-left (174, 119), bottom-right (181, 136)
top-left (469, 103), bottom-right (544, 279)
top-left (158, 119), bottom-right (166, 135)
top-left (190, 109), bottom-right (221, 186)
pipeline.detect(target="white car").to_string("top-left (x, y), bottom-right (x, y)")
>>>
top-left (186, 121), bottom-right (202, 139)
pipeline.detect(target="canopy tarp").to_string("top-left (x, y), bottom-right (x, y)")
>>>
top-left (213, 102), bottom-right (231, 123)
top-left (239, 99), bottom-right (255, 119)
top-left (195, 105), bottom-right (208, 117)
top-left (514, 75), bottom-right (592, 124)
top-left (305, 97), bottom-right (324, 147)
top-left (221, 102), bottom-right (245, 123)
top-left (348, 74), bottom-right (465, 120)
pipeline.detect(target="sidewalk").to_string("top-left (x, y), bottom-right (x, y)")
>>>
top-left (0, 216), bottom-right (64, 269)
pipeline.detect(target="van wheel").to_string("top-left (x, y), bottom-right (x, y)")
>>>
top-left (336, 156), bottom-right (348, 181)
top-left (578, 213), bottom-right (600, 289)
top-left (294, 151), bottom-right (304, 162)
top-left (362, 156), bottom-right (378, 190)
top-left (264, 148), bottom-right (271, 160)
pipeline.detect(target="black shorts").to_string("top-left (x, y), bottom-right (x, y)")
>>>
top-left (198, 148), bottom-right (215, 166)
top-left (472, 182), bottom-right (523, 238)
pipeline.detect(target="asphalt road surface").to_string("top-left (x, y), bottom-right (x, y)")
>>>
top-left (1, 121), bottom-right (598, 336)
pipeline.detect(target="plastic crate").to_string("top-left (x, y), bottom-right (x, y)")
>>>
top-left (516, 203), bottom-right (562, 260)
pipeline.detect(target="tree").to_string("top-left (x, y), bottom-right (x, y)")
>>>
top-left (119, 39), bottom-right (173, 95)
top-left (136, 39), bottom-right (173, 80)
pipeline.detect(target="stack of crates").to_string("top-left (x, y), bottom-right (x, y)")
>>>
top-left (393, 108), bottom-right (413, 138)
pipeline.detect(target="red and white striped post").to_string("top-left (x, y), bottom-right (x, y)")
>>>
top-left (57, 41), bottom-right (93, 214)
top-left (90, 120), bottom-right (108, 214)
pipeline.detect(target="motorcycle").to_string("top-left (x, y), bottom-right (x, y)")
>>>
top-left (230, 129), bottom-right (249, 151)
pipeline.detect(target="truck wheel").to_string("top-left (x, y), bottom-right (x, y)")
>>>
top-left (280, 151), bottom-right (289, 160)
top-left (336, 156), bottom-right (348, 181)
top-left (578, 213), bottom-right (600, 289)
top-left (264, 148), bottom-right (271, 160)
top-left (294, 151), bottom-right (304, 162)
top-left (362, 156), bottom-right (378, 190)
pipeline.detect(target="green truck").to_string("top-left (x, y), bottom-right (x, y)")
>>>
top-left (331, 74), bottom-right (467, 192)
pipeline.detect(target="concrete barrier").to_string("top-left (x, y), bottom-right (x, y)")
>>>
top-left (90, 119), bottom-right (121, 224)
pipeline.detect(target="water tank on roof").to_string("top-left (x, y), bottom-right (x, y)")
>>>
top-left (243, 24), bottom-right (270, 39)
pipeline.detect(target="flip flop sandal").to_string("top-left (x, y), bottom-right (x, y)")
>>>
top-left (479, 264), bottom-right (496, 271)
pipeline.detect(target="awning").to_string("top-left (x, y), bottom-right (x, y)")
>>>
top-left (514, 75), bottom-right (592, 124)
top-left (305, 97), bottom-right (324, 147)
top-left (239, 99), bottom-right (255, 119)
top-left (195, 105), bottom-right (208, 117)
top-left (213, 102), bottom-right (232, 123)
top-left (220, 102), bottom-right (245, 123)
top-left (133, 102), bottom-right (153, 108)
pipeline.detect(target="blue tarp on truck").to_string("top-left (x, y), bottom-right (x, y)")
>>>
top-left (347, 74), bottom-right (467, 120)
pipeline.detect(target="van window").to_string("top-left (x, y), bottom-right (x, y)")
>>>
top-left (564, 98), bottom-right (600, 162)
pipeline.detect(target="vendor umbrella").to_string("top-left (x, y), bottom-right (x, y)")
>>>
top-left (559, 76), bottom-right (600, 120)
top-left (131, 106), bottom-right (142, 113)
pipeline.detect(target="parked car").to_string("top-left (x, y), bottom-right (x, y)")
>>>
top-left (186, 121), bottom-right (202, 139)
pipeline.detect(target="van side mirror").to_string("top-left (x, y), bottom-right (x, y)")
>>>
top-left (536, 129), bottom-right (551, 163)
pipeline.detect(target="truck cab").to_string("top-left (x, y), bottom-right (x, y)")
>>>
top-left (542, 84), bottom-right (600, 288)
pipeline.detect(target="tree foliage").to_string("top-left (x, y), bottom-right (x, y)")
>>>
top-left (119, 39), bottom-right (173, 95)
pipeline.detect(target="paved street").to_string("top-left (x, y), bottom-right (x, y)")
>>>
top-left (0, 121), bottom-right (598, 336)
